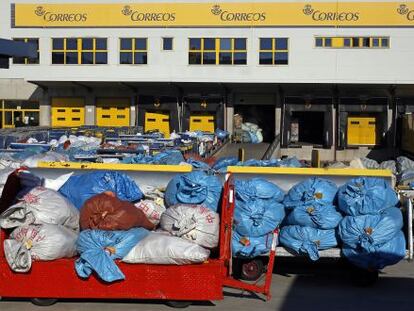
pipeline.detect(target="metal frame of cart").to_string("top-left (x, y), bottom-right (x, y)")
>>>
top-left (0, 164), bottom-right (277, 306)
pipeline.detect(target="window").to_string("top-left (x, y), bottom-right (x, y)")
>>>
top-left (51, 38), bottom-right (107, 64)
top-left (0, 100), bottom-right (40, 128)
top-left (259, 38), bottom-right (289, 65)
top-left (12, 38), bottom-right (39, 64)
top-left (315, 36), bottom-right (390, 49)
top-left (120, 38), bottom-right (147, 64)
top-left (162, 37), bottom-right (173, 51)
top-left (188, 38), bottom-right (247, 65)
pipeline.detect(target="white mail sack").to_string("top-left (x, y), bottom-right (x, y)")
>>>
top-left (0, 186), bottom-right (79, 231)
top-left (135, 199), bottom-right (166, 226)
top-left (4, 224), bottom-right (78, 273)
top-left (160, 204), bottom-right (219, 249)
top-left (122, 232), bottom-right (210, 265)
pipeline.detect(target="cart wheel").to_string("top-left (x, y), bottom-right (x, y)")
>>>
top-left (241, 258), bottom-right (264, 281)
top-left (31, 298), bottom-right (58, 306)
top-left (165, 301), bottom-right (192, 308)
top-left (350, 267), bottom-right (379, 287)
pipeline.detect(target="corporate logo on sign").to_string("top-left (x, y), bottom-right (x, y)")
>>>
top-left (302, 4), bottom-right (360, 21)
top-left (210, 4), bottom-right (266, 22)
top-left (34, 6), bottom-right (87, 22)
top-left (397, 4), bottom-right (414, 20)
top-left (121, 5), bottom-right (176, 22)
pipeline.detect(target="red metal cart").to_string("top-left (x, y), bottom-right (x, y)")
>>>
top-left (0, 172), bottom-right (277, 307)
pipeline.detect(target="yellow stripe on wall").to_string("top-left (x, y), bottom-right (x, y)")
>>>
top-left (12, 2), bottom-right (414, 28)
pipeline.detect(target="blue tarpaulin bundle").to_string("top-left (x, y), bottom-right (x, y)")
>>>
top-left (342, 231), bottom-right (406, 270)
top-left (286, 203), bottom-right (343, 230)
top-left (59, 171), bottom-right (143, 209)
top-left (232, 231), bottom-right (273, 258)
top-left (75, 228), bottom-right (149, 282)
top-left (277, 157), bottom-right (302, 168)
top-left (235, 178), bottom-right (285, 203)
top-left (10, 146), bottom-right (46, 161)
top-left (279, 225), bottom-right (338, 261)
top-left (212, 157), bottom-right (238, 171)
top-left (60, 147), bottom-right (98, 162)
top-left (338, 207), bottom-right (403, 252)
top-left (165, 171), bottom-right (222, 211)
top-left (186, 158), bottom-right (211, 170)
top-left (122, 150), bottom-right (184, 165)
top-left (234, 199), bottom-right (285, 237)
top-left (212, 156), bottom-right (302, 172)
top-left (283, 177), bottom-right (338, 209)
top-left (237, 157), bottom-right (303, 168)
top-left (337, 177), bottom-right (399, 216)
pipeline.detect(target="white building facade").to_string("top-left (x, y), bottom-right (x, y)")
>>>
top-left (1, 0), bottom-right (414, 160)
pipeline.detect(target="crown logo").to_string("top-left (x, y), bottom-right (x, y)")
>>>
top-left (397, 4), bottom-right (409, 15)
top-left (122, 5), bottom-right (132, 16)
top-left (34, 6), bottom-right (46, 16)
top-left (211, 5), bottom-right (222, 15)
top-left (303, 4), bottom-right (314, 15)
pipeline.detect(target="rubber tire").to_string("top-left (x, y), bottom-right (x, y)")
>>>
top-left (350, 268), bottom-right (379, 287)
top-left (31, 298), bottom-right (58, 306)
top-left (165, 301), bottom-right (192, 308)
top-left (241, 258), bottom-right (265, 281)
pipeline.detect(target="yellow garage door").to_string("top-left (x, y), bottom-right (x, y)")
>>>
top-left (51, 98), bottom-right (85, 127)
top-left (96, 98), bottom-right (130, 127)
top-left (145, 111), bottom-right (170, 138)
top-left (347, 117), bottom-right (377, 146)
top-left (190, 115), bottom-right (215, 133)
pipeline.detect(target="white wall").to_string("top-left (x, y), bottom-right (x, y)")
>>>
top-left (1, 0), bottom-right (414, 85)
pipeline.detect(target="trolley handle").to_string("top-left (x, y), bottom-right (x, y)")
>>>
top-left (0, 228), bottom-right (6, 259)
top-left (219, 173), bottom-right (235, 263)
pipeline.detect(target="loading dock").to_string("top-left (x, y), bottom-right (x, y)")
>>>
top-left (397, 97), bottom-right (414, 155)
top-left (137, 95), bottom-right (179, 137)
top-left (96, 98), bottom-right (130, 127)
top-left (233, 93), bottom-right (276, 143)
top-left (183, 97), bottom-right (224, 133)
top-left (281, 97), bottom-right (333, 149)
top-left (337, 97), bottom-right (388, 149)
top-left (51, 97), bottom-right (85, 127)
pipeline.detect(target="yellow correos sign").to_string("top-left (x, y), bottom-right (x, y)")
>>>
top-left (11, 2), bottom-right (414, 28)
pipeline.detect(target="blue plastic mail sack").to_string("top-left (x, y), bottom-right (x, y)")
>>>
top-left (286, 203), bottom-right (343, 230)
top-left (165, 171), bottom-right (222, 211)
top-left (279, 226), bottom-right (338, 261)
top-left (232, 231), bottom-right (274, 258)
top-left (75, 228), bottom-right (149, 283)
top-left (59, 171), bottom-right (143, 209)
top-left (337, 177), bottom-right (399, 216)
top-left (234, 199), bottom-right (285, 237)
top-left (338, 207), bottom-right (403, 252)
top-left (342, 231), bottom-right (406, 270)
top-left (235, 178), bottom-right (285, 203)
top-left (283, 177), bottom-right (338, 209)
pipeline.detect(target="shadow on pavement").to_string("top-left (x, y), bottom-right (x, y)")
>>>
top-left (273, 258), bottom-right (414, 311)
